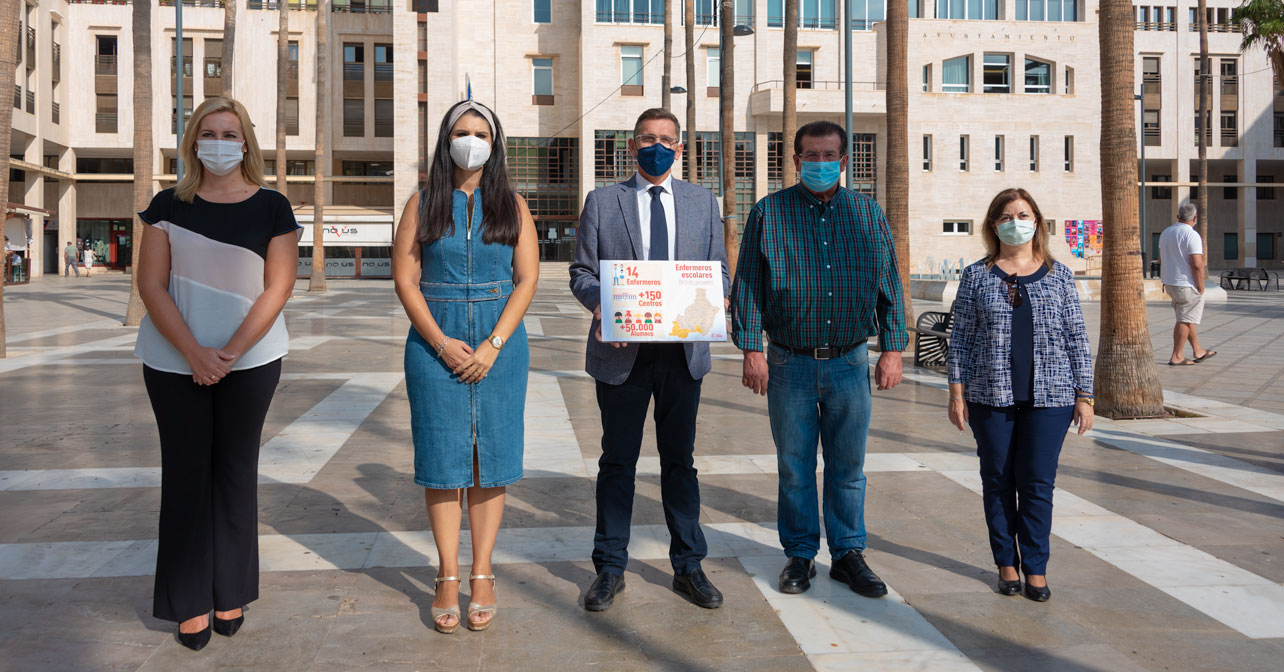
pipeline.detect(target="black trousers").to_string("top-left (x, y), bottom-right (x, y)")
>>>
top-left (143, 360), bottom-right (281, 622)
top-left (593, 344), bottom-right (707, 575)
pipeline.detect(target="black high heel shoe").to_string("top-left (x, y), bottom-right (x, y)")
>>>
top-left (213, 612), bottom-right (245, 637)
top-left (1024, 582), bottom-right (1051, 602)
top-left (177, 623), bottom-right (212, 651)
top-left (996, 578), bottom-right (1022, 596)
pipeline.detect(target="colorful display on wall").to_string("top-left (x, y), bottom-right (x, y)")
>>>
top-left (1065, 220), bottom-right (1103, 258)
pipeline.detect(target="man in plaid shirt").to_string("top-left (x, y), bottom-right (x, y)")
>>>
top-left (731, 120), bottom-right (908, 598)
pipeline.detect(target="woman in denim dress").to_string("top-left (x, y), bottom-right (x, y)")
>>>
top-left (392, 100), bottom-right (538, 634)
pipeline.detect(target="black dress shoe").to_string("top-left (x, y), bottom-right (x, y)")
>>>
top-left (213, 613), bottom-right (245, 637)
top-left (829, 551), bottom-right (888, 598)
top-left (779, 557), bottom-right (817, 594)
top-left (584, 572), bottom-right (625, 612)
top-left (673, 569), bottom-right (723, 609)
top-left (177, 624), bottom-right (212, 651)
top-left (996, 579), bottom-right (1022, 596)
top-left (1024, 582), bottom-right (1051, 602)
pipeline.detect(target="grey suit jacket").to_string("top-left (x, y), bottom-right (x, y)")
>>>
top-left (569, 176), bottom-right (731, 385)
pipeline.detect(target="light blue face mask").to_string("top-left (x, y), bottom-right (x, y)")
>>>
top-left (799, 160), bottom-right (842, 192)
top-left (996, 219), bottom-right (1037, 246)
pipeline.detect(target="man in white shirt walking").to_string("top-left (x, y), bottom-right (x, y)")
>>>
top-left (1158, 200), bottom-right (1215, 366)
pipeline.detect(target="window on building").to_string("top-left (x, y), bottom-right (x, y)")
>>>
top-left (768, 131), bottom-right (786, 190)
top-left (959, 135), bottom-right (969, 171)
top-left (850, 132), bottom-right (877, 195)
top-left (851, 0), bottom-right (888, 30)
top-left (1063, 135), bottom-right (1073, 172)
top-left (533, 58), bottom-right (554, 104)
top-left (1259, 175), bottom-right (1276, 200)
top-left (76, 157), bottom-right (133, 173)
top-left (922, 134), bottom-right (932, 171)
top-left (943, 56), bottom-right (970, 93)
top-left (922, 64), bottom-right (932, 92)
top-left (1028, 136), bottom-right (1039, 171)
top-left (341, 161), bottom-right (394, 176)
top-left (595, 130), bottom-right (635, 187)
top-left (1151, 174), bottom-right (1172, 200)
top-left (621, 45), bottom-right (643, 93)
top-left (1016, 0), bottom-right (1077, 21)
top-left (204, 39), bottom-right (223, 80)
top-left (1142, 56), bottom-right (1161, 145)
top-left (1024, 58), bottom-right (1051, 93)
top-left (1223, 174), bottom-right (1237, 200)
top-left (343, 98), bottom-right (364, 137)
top-left (994, 135), bottom-right (1004, 171)
top-left (1220, 111), bottom-right (1238, 148)
top-left (1276, 112), bottom-right (1284, 148)
top-left (1064, 66), bottom-right (1074, 94)
top-left (706, 47), bottom-right (720, 90)
top-left (596, 0), bottom-right (665, 24)
top-left (983, 54), bottom-right (1011, 94)
top-left (936, 0), bottom-right (996, 19)
top-left (374, 99), bottom-right (393, 137)
top-left (768, 0), bottom-right (838, 28)
top-left (1224, 232), bottom-right (1238, 260)
top-left (95, 93), bottom-right (117, 133)
top-left (943, 220), bottom-right (972, 235)
top-left (796, 51), bottom-right (813, 89)
top-left (534, 0), bottom-right (551, 23)
top-left (285, 97), bottom-right (299, 136)
top-left (1258, 233), bottom-right (1276, 260)
top-left (171, 37), bottom-right (193, 78)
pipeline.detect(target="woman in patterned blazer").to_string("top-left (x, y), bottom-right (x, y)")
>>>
top-left (946, 188), bottom-right (1094, 603)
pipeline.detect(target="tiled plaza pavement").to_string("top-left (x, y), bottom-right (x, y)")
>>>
top-left (0, 265), bottom-right (1282, 672)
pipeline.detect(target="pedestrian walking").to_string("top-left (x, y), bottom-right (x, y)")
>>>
top-left (133, 96), bottom-right (300, 650)
top-left (82, 244), bottom-right (93, 276)
top-left (64, 241), bottom-right (79, 277)
top-left (393, 99), bottom-right (539, 634)
top-left (1158, 200), bottom-right (1216, 366)
top-left (946, 188), bottom-right (1094, 603)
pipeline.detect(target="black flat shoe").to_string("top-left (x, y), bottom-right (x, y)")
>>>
top-left (1024, 583), bottom-right (1051, 602)
top-left (779, 557), bottom-right (817, 594)
top-left (177, 624), bottom-right (212, 651)
top-left (830, 551), bottom-right (888, 598)
top-left (584, 572), bottom-right (625, 612)
top-left (213, 613), bottom-right (244, 637)
top-left (996, 579), bottom-right (1022, 596)
top-left (673, 568), bottom-right (723, 609)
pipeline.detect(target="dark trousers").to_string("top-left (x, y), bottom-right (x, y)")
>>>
top-left (143, 360), bottom-right (281, 622)
top-left (968, 402), bottom-right (1074, 576)
top-left (593, 344), bottom-right (707, 575)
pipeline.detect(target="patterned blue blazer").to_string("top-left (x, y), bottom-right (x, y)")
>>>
top-left (947, 260), bottom-right (1094, 407)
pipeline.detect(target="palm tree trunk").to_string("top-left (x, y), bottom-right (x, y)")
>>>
top-left (310, 0), bottom-right (327, 293)
top-left (1197, 0), bottom-right (1209, 249)
top-left (1095, 0), bottom-right (1165, 418)
top-left (276, 0), bottom-right (288, 191)
top-left (662, 0), bottom-right (672, 111)
top-left (124, 0), bottom-right (153, 327)
top-left (782, 0), bottom-right (798, 188)
top-left (720, 1), bottom-right (737, 276)
top-left (886, 0), bottom-right (913, 333)
top-left (0, 0), bottom-right (19, 357)
top-left (221, 0), bottom-right (237, 97)
top-left (684, 0), bottom-right (696, 184)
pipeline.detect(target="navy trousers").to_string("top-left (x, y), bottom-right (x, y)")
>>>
top-left (967, 402), bottom-right (1074, 575)
top-left (593, 344), bottom-right (707, 575)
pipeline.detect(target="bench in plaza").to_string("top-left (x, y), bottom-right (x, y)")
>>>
top-left (913, 302), bottom-right (955, 369)
top-left (1219, 268), bottom-right (1280, 291)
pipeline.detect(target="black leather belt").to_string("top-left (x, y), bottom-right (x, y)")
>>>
top-left (774, 340), bottom-right (866, 360)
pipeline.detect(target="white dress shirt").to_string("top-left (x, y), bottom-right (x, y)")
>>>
top-left (633, 172), bottom-right (677, 261)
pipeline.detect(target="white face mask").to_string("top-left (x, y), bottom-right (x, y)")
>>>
top-left (449, 135), bottom-right (492, 171)
top-left (196, 140), bottom-right (245, 176)
top-left (996, 218), bottom-right (1037, 246)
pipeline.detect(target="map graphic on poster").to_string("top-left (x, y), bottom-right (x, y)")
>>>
top-left (1065, 220), bottom-right (1103, 259)
top-left (600, 260), bottom-right (727, 342)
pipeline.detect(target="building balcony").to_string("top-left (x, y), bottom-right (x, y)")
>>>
top-left (51, 42), bottom-right (60, 83)
top-left (52, 101), bottom-right (59, 125)
top-left (159, 0), bottom-right (226, 7)
top-left (95, 55), bottom-right (117, 77)
top-left (96, 112), bottom-right (117, 134)
top-left (12, 84), bottom-right (20, 110)
top-left (25, 27), bottom-right (35, 69)
top-left (748, 80), bottom-right (885, 119)
top-left (26, 89), bottom-right (34, 114)
top-left (246, 1), bottom-right (318, 9)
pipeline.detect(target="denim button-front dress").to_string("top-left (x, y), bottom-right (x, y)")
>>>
top-left (405, 188), bottom-right (528, 489)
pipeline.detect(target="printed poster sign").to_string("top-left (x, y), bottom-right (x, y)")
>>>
top-left (599, 260), bottom-right (727, 342)
top-left (1064, 220), bottom-right (1102, 259)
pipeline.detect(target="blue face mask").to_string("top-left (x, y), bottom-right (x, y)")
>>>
top-left (636, 143), bottom-right (676, 177)
top-left (799, 160), bottom-right (842, 193)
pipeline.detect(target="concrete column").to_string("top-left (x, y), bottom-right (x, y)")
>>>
top-left (392, 8), bottom-right (420, 230)
top-left (1239, 157), bottom-right (1257, 266)
top-left (22, 173), bottom-right (44, 278)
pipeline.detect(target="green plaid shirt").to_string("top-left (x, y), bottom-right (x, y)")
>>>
top-left (731, 185), bottom-right (908, 352)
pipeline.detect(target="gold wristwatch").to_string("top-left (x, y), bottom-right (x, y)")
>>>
top-left (1076, 394), bottom-right (1095, 407)
top-left (489, 334), bottom-right (505, 350)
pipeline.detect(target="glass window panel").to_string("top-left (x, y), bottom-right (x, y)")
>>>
top-left (1016, 0), bottom-right (1027, 20)
top-left (534, 0), bottom-right (551, 23)
top-left (868, 0), bottom-right (884, 23)
top-left (983, 54), bottom-right (1010, 93)
top-left (909, 0), bottom-right (919, 19)
top-left (1030, 0), bottom-right (1043, 20)
top-left (950, 0), bottom-right (964, 18)
top-left (621, 45), bottom-right (643, 86)
top-left (968, 0), bottom-right (981, 19)
top-left (1047, 0), bottom-right (1060, 21)
top-left (943, 56), bottom-right (970, 93)
top-left (937, 0), bottom-right (948, 18)
top-left (707, 47), bottom-right (720, 87)
top-left (769, 0), bottom-right (783, 26)
top-left (533, 59), bottom-right (553, 95)
top-left (852, 0), bottom-right (868, 28)
top-left (1223, 233), bottom-right (1238, 260)
top-left (984, 0), bottom-right (996, 19)
top-left (1025, 59), bottom-right (1050, 93)
top-left (1257, 232), bottom-right (1275, 259)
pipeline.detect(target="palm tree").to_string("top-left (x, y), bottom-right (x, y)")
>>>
top-left (684, 0), bottom-right (696, 184)
top-left (222, 0), bottom-right (237, 97)
top-left (886, 0), bottom-right (913, 333)
top-left (1197, 0), bottom-right (1210, 246)
top-left (310, 0), bottom-right (328, 293)
top-left (1095, 0), bottom-right (1165, 418)
top-left (1232, 0), bottom-right (1284, 118)
top-left (720, 0), bottom-right (738, 275)
top-left (782, 0), bottom-right (798, 188)
top-left (124, 0), bottom-right (153, 327)
top-left (276, 0), bottom-right (288, 191)
top-left (662, 0), bottom-right (673, 110)
top-left (0, 0), bottom-right (19, 356)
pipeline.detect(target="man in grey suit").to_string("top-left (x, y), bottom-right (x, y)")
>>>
top-left (569, 108), bottom-right (730, 612)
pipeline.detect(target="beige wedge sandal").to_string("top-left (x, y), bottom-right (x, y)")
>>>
top-left (431, 576), bottom-right (461, 634)
top-left (467, 574), bottom-right (497, 632)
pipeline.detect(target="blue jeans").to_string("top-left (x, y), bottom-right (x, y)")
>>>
top-left (766, 342), bottom-right (872, 559)
top-left (968, 402), bottom-right (1074, 575)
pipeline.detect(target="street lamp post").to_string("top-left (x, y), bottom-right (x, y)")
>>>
top-left (176, 0), bottom-right (185, 180)
top-left (1136, 89), bottom-right (1147, 272)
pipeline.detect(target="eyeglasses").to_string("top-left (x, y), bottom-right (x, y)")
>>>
top-left (798, 151), bottom-right (843, 162)
top-left (636, 134), bottom-right (679, 149)
top-left (1002, 274), bottom-right (1023, 308)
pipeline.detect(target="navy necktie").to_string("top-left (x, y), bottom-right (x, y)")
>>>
top-left (649, 185), bottom-right (668, 261)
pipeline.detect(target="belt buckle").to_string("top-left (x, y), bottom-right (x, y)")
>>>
top-left (813, 347), bottom-right (835, 360)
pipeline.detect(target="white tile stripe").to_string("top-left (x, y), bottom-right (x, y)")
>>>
top-left (913, 456), bottom-right (1284, 640)
top-left (2, 319), bottom-right (123, 344)
top-left (0, 334), bottom-right (140, 374)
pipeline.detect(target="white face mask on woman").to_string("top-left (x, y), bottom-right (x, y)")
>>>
top-left (449, 135), bottom-right (492, 171)
top-left (196, 140), bottom-right (245, 176)
top-left (996, 218), bottom-right (1037, 246)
